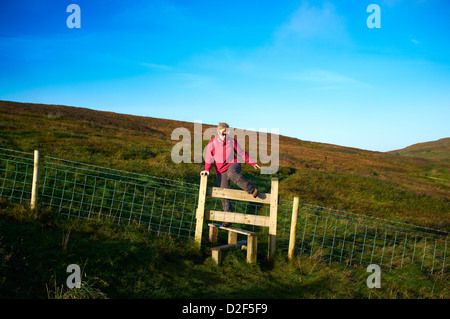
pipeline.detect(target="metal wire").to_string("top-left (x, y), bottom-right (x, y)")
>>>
top-left (0, 149), bottom-right (34, 204)
top-left (40, 160), bottom-right (199, 238)
top-left (0, 147), bottom-right (448, 275)
top-left (0, 148), bottom-right (199, 239)
top-left (278, 199), bottom-right (449, 275)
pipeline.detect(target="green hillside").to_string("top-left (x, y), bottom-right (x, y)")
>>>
top-left (389, 138), bottom-right (450, 163)
top-left (0, 100), bottom-right (448, 300)
top-left (1, 100), bottom-right (449, 230)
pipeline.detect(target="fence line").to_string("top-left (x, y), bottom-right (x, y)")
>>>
top-left (277, 200), bottom-right (449, 276)
top-left (0, 147), bottom-right (448, 275)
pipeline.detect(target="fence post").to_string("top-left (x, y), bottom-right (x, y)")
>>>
top-left (30, 149), bottom-right (40, 211)
top-left (288, 196), bottom-right (300, 260)
top-left (194, 174), bottom-right (208, 246)
top-left (268, 177), bottom-right (279, 262)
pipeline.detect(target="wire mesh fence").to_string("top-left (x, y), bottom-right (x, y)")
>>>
top-left (0, 148), bottom-right (200, 238)
top-left (0, 148), bottom-right (34, 203)
top-left (42, 156), bottom-right (202, 238)
top-left (0, 147), bottom-right (448, 275)
top-left (277, 200), bottom-right (449, 276)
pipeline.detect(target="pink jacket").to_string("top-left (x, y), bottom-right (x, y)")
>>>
top-left (204, 135), bottom-right (256, 174)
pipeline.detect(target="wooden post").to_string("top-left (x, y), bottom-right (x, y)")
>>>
top-left (194, 174), bottom-right (208, 246)
top-left (228, 232), bottom-right (237, 245)
top-left (247, 234), bottom-right (258, 264)
top-left (211, 249), bottom-right (221, 265)
top-left (267, 177), bottom-right (278, 262)
top-left (209, 225), bottom-right (218, 245)
top-left (288, 196), bottom-right (300, 260)
top-left (30, 150), bottom-right (40, 211)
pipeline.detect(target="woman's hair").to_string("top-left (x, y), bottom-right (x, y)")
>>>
top-left (217, 122), bottom-right (229, 130)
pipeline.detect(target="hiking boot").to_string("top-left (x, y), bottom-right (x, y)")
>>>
top-left (252, 188), bottom-right (259, 198)
top-left (222, 222), bottom-right (232, 227)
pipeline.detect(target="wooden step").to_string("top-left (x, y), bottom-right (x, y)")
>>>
top-left (211, 240), bottom-right (248, 251)
top-left (211, 240), bottom-right (247, 265)
top-left (208, 223), bottom-right (259, 236)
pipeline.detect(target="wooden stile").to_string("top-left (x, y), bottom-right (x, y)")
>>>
top-left (195, 174), bottom-right (279, 265)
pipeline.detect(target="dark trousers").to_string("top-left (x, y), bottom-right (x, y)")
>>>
top-left (216, 163), bottom-right (256, 212)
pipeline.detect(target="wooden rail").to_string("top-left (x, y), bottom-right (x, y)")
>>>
top-left (207, 210), bottom-right (270, 227)
top-left (206, 186), bottom-right (271, 204)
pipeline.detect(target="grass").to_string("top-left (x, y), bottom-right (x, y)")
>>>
top-left (1, 100), bottom-right (448, 229)
top-left (0, 202), bottom-right (448, 299)
top-left (388, 138), bottom-right (450, 163)
top-left (0, 100), bottom-right (449, 299)
top-left (280, 169), bottom-right (449, 230)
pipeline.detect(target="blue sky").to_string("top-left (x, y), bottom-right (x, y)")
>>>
top-left (1, 0), bottom-right (449, 152)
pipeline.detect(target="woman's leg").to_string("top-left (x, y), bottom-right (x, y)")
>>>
top-left (216, 171), bottom-right (233, 212)
top-left (227, 163), bottom-right (256, 194)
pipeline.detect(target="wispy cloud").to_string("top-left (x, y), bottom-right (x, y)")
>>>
top-left (172, 72), bottom-right (216, 89)
top-left (273, 1), bottom-right (350, 45)
top-left (112, 1), bottom-right (194, 28)
top-left (381, 0), bottom-right (405, 7)
top-left (283, 69), bottom-right (370, 90)
top-left (286, 69), bottom-right (354, 83)
top-left (140, 62), bottom-right (173, 70)
top-left (182, 2), bottom-right (353, 81)
top-left (140, 61), bottom-right (216, 90)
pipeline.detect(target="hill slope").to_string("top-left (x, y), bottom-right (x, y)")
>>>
top-left (0, 100), bottom-right (449, 230)
top-left (389, 138), bottom-right (450, 162)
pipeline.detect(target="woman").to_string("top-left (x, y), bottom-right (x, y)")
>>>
top-left (200, 122), bottom-right (260, 226)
